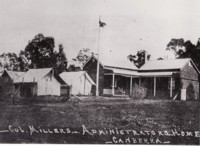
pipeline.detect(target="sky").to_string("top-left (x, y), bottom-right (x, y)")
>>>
top-left (1, 0), bottom-right (200, 60)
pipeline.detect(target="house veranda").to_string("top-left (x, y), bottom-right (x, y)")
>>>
top-left (103, 68), bottom-right (178, 99)
top-left (83, 55), bottom-right (199, 100)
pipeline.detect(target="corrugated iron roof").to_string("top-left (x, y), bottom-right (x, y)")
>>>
top-left (139, 72), bottom-right (174, 77)
top-left (140, 58), bottom-right (190, 71)
top-left (60, 71), bottom-right (95, 85)
top-left (105, 67), bottom-right (174, 77)
top-left (83, 55), bottom-right (138, 70)
top-left (105, 67), bottom-right (139, 76)
top-left (101, 56), bottom-right (138, 70)
top-left (15, 68), bottom-right (52, 83)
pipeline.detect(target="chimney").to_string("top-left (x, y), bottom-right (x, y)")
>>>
top-left (144, 51), bottom-right (150, 63)
top-left (64, 61), bottom-right (68, 70)
top-left (198, 38), bottom-right (200, 43)
top-left (197, 38), bottom-right (200, 45)
top-left (196, 38), bottom-right (200, 50)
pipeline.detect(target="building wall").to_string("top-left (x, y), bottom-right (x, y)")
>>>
top-left (83, 58), bottom-right (104, 95)
top-left (37, 73), bottom-right (61, 96)
top-left (180, 62), bottom-right (199, 100)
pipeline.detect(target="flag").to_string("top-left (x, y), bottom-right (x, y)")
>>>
top-left (99, 19), bottom-right (106, 27)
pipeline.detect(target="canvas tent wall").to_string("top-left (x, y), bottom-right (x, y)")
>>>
top-left (37, 72), bottom-right (61, 96)
top-left (15, 68), bottom-right (66, 96)
top-left (60, 71), bottom-right (95, 95)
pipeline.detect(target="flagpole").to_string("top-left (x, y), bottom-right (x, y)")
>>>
top-left (96, 17), bottom-right (101, 96)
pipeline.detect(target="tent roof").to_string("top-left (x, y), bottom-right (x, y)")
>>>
top-left (140, 58), bottom-right (191, 71)
top-left (15, 68), bottom-right (52, 83)
top-left (60, 71), bottom-right (95, 85)
top-left (5, 70), bottom-right (25, 82)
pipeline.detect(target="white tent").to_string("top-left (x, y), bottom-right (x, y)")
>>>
top-left (15, 68), bottom-right (64, 96)
top-left (60, 71), bottom-right (95, 95)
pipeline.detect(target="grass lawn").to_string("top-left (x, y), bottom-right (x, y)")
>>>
top-left (0, 98), bottom-right (199, 144)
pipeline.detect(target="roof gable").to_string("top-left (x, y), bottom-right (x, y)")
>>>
top-left (185, 59), bottom-right (200, 74)
top-left (83, 55), bottom-right (104, 68)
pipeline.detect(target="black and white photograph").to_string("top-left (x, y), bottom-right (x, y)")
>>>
top-left (0, 0), bottom-right (200, 144)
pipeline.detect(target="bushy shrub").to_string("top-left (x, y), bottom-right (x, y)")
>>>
top-left (130, 84), bottom-right (147, 99)
top-left (0, 78), bottom-right (21, 103)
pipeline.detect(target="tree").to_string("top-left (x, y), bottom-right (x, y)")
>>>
top-left (0, 53), bottom-right (21, 71)
top-left (67, 48), bottom-right (92, 71)
top-left (55, 44), bottom-right (68, 74)
top-left (24, 33), bottom-right (56, 68)
top-left (166, 38), bottom-right (185, 58)
top-left (166, 38), bottom-right (200, 70)
top-left (18, 51), bottom-right (29, 71)
top-left (76, 48), bottom-right (92, 65)
top-left (0, 51), bottom-right (31, 71)
top-left (127, 50), bottom-right (150, 68)
top-left (0, 34), bottom-right (68, 72)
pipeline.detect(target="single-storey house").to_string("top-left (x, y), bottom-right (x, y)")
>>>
top-left (14, 68), bottom-right (68, 97)
top-left (83, 55), bottom-right (199, 100)
top-left (60, 71), bottom-right (95, 95)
